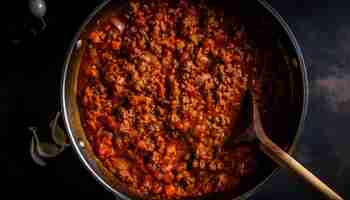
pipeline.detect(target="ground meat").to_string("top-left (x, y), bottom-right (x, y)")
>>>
top-left (78, 0), bottom-right (270, 199)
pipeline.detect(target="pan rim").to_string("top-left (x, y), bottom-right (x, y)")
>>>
top-left (60, 0), bottom-right (129, 199)
top-left (60, 0), bottom-right (309, 199)
top-left (230, 0), bottom-right (309, 199)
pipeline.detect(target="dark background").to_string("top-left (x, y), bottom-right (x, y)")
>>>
top-left (2, 0), bottom-right (349, 199)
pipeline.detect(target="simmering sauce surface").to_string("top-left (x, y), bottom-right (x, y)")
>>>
top-left (78, 0), bottom-right (276, 199)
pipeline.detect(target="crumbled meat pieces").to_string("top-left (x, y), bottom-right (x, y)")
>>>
top-left (78, 0), bottom-right (272, 199)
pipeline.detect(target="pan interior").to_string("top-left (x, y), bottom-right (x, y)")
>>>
top-left (62, 0), bottom-right (306, 199)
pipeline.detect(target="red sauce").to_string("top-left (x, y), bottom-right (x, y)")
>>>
top-left (77, 0), bottom-right (273, 199)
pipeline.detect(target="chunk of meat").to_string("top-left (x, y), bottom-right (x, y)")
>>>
top-left (76, 0), bottom-right (278, 199)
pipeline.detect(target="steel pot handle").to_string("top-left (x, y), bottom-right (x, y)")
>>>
top-left (27, 112), bottom-right (70, 167)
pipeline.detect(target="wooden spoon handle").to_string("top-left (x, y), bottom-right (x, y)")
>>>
top-left (251, 97), bottom-right (343, 200)
top-left (259, 139), bottom-right (343, 200)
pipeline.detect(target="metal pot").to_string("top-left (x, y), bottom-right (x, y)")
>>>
top-left (61, 0), bottom-right (308, 199)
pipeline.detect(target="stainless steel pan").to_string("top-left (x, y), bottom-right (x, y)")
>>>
top-left (61, 0), bottom-right (308, 199)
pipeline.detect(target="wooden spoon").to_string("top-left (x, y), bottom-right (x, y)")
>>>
top-left (234, 91), bottom-right (344, 200)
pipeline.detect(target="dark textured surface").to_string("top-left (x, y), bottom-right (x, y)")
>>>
top-left (3, 0), bottom-right (349, 199)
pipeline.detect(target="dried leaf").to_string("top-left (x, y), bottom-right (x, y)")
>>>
top-left (30, 126), bottom-right (41, 147)
top-left (49, 112), bottom-right (69, 146)
top-left (36, 142), bottom-right (64, 158)
top-left (30, 137), bottom-right (46, 167)
top-left (28, 124), bottom-right (64, 158)
top-left (54, 126), bottom-right (69, 146)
